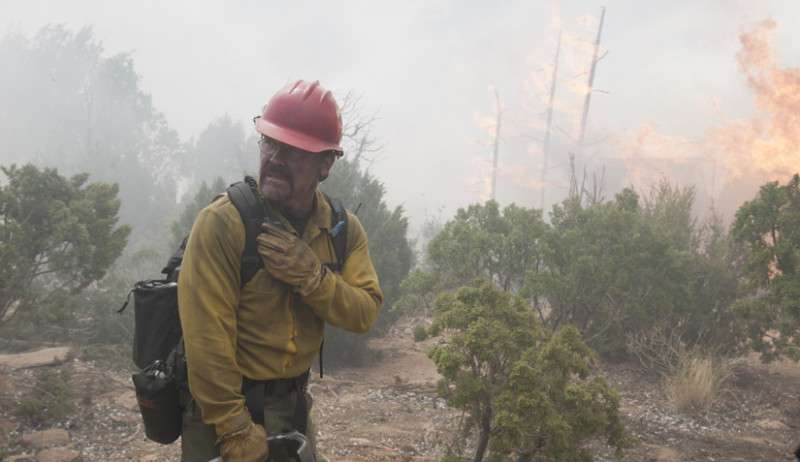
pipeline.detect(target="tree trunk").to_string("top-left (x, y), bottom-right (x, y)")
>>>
top-left (473, 406), bottom-right (492, 462)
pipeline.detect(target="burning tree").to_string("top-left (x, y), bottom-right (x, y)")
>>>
top-left (732, 174), bottom-right (800, 362)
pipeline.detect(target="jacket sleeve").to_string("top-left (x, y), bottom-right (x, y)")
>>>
top-left (301, 212), bottom-right (384, 333)
top-left (178, 203), bottom-right (250, 438)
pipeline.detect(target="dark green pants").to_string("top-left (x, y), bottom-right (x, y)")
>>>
top-left (180, 389), bottom-right (317, 462)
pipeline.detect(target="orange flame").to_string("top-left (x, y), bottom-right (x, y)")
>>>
top-left (618, 19), bottom-right (800, 215)
top-left (712, 19), bottom-right (800, 180)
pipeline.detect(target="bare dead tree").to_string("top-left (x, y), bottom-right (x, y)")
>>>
top-left (338, 92), bottom-right (382, 163)
top-left (568, 161), bottom-right (606, 206)
top-left (568, 154), bottom-right (580, 201)
top-left (490, 88), bottom-right (503, 201)
top-left (583, 166), bottom-right (606, 206)
top-left (540, 30), bottom-right (562, 210)
top-left (577, 6), bottom-right (607, 149)
top-left (568, 6), bottom-right (608, 191)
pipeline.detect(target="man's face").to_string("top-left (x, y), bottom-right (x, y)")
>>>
top-left (258, 136), bottom-right (333, 205)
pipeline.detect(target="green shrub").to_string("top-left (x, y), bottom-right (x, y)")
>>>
top-left (15, 368), bottom-right (75, 425)
top-left (426, 201), bottom-right (547, 292)
top-left (320, 324), bottom-right (376, 369)
top-left (318, 156), bottom-right (414, 367)
top-left (72, 248), bottom-right (166, 349)
top-left (0, 164), bottom-right (130, 326)
top-left (171, 177), bottom-right (227, 249)
top-left (410, 183), bottom-right (742, 361)
top-left (413, 324), bottom-right (428, 342)
top-left (429, 280), bottom-right (627, 462)
top-left (538, 185), bottom-right (743, 358)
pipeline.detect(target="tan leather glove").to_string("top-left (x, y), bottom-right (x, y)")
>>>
top-left (257, 223), bottom-right (325, 297)
top-left (218, 421), bottom-right (268, 462)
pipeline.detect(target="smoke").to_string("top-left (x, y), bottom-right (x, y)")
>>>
top-left (6, 2), bottom-right (800, 231)
top-left (475, 5), bottom-right (605, 209)
top-left (617, 124), bottom-right (707, 192)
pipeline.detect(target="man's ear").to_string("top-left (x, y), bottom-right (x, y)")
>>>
top-left (319, 152), bottom-right (336, 182)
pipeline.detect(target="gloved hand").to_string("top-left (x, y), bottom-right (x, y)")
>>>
top-left (218, 420), bottom-right (268, 462)
top-left (257, 222), bottom-right (325, 297)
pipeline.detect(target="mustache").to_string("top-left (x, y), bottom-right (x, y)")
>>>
top-left (264, 163), bottom-right (291, 179)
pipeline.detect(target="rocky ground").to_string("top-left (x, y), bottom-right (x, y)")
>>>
top-left (1, 323), bottom-right (800, 461)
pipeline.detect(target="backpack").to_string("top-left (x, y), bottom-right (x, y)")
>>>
top-left (121, 176), bottom-right (349, 444)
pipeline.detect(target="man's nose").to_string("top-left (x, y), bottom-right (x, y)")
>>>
top-left (267, 150), bottom-right (288, 165)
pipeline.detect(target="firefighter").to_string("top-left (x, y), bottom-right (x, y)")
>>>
top-left (178, 80), bottom-right (383, 461)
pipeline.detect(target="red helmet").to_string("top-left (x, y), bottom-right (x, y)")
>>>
top-left (255, 80), bottom-right (343, 154)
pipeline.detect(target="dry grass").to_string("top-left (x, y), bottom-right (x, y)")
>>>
top-left (664, 354), bottom-right (734, 413)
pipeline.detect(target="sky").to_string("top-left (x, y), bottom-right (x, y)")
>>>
top-left (2, 0), bottom-right (799, 231)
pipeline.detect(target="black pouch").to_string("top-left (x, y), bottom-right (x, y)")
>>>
top-left (132, 359), bottom-right (182, 444)
top-left (131, 280), bottom-right (181, 369)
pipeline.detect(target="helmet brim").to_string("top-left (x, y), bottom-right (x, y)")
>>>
top-left (255, 117), bottom-right (343, 154)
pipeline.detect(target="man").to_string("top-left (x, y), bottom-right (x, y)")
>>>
top-left (178, 80), bottom-right (383, 461)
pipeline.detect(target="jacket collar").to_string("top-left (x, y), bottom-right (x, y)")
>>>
top-left (304, 190), bottom-right (333, 241)
top-left (264, 190), bottom-right (332, 242)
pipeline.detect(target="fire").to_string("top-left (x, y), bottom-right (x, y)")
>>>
top-left (712, 19), bottom-right (800, 180)
top-left (619, 19), bottom-right (800, 215)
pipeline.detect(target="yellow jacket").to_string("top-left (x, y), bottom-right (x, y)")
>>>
top-left (178, 189), bottom-right (383, 437)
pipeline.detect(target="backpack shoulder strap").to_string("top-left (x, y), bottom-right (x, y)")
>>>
top-left (319, 193), bottom-right (350, 378)
top-left (323, 193), bottom-right (349, 273)
top-left (227, 177), bottom-right (266, 288)
top-left (161, 235), bottom-right (189, 281)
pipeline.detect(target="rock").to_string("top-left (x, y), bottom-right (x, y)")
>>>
top-left (3, 454), bottom-right (36, 462)
top-left (755, 418), bottom-right (788, 430)
top-left (110, 412), bottom-right (139, 424)
top-left (0, 348), bottom-right (72, 370)
top-left (654, 447), bottom-right (680, 462)
top-left (348, 437), bottom-right (384, 448)
top-left (35, 448), bottom-right (81, 462)
top-left (138, 455), bottom-right (159, 462)
top-left (20, 429), bottom-right (70, 449)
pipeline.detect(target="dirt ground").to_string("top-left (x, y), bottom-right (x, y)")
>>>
top-left (2, 323), bottom-right (800, 461)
